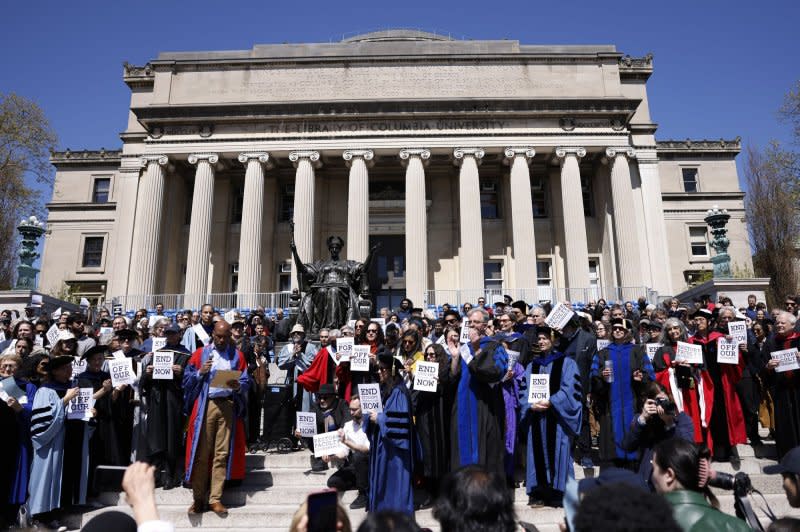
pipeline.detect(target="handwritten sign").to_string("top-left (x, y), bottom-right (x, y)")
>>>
top-left (66, 388), bottom-right (94, 421)
top-left (528, 373), bottom-right (551, 404)
top-left (98, 327), bottom-right (114, 345)
top-left (152, 352), bottom-right (174, 380)
top-left (151, 337), bottom-right (167, 352)
top-left (358, 383), bottom-right (383, 414)
top-left (597, 339), bottom-right (610, 351)
top-left (645, 343), bottom-right (661, 361)
top-left (545, 303), bottom-right (573, 330)
top-left (109, 358), bottom-right (134, 387)
top-left (460, 318), bottom-right (471, 344)
top-left (771, 348), bottom-right (800, 373)
top-left (350, 345), bottom-right (370, 372)
top-left (224, 310), bottom-right (236, 324)
top-left (46, 324), bottom-right (60, 347)
top-left (336, 338), bottom-right (353, 362)
top-left (313, 431), bottom-right (345, 458)
top-left (717, 338), bottom-right (740, 365)
top-left (71, 358), bottom-right (87, 380)
top-left (675, 342), bottom-right (703, 365)
top-left (192, 324), bottom-right (210, 346)
top-left (414, 361), bottom-right (439, 392)
top-left (459, 344), bottom-right (473, 365)
top-left (296, 412), bottom-right (317, 437)
top-left (728, 321), bottom-right (748, 345)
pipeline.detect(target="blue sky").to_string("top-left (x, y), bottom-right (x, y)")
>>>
top-left (2, 0), bottom-right (798, 187)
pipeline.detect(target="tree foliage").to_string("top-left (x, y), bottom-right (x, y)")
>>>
top-left (0, 93), bottom-right (58, 289)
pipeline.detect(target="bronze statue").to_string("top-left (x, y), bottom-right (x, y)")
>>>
top-left (290, 230), bottom-right (378, 335)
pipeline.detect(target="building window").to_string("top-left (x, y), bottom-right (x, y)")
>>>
top-left (279, 184), bottom-right (294, 222)
top-left (682, 168), bottom-right (699, 193)
top-left (278, 261), bottom-right (292, 292)
top-left (82, 236), bottom-right (104, 268)
top-left (588, 258), bottom-right (601, 299)
top-left (231, 186), bottom-right (243, 224)
top-left (689, 226), bottom-right (709, 257)
top-left (581, 175), bottom-right (594, 216)
top-left (230, 263), bottom-right (239, 292)
top-left (480, 179), bottom-right (499, 219)
top-left (92, 178), bottom-right (111, 203)
top-left (531, 176), bottom-right (548, 218)
top-left (536, 259), bottom-right (553, 302)
top-left (484, 262), bottom-right (503, 290)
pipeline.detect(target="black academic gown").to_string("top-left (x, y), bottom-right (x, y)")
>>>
top-left (110, 348), bottom-right (144, 463)
top-left (761, 332), bottom-right (800, 459)
top-left (411, 360), bottom-right (452, 483)
top-left (77, 369), bottom-right (122, 495)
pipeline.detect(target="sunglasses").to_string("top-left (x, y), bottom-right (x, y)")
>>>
top-left (367, 329), bottom-right (379, 333)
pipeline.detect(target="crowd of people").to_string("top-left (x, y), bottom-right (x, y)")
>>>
top-left (1, 291), bottom-right (800, 530)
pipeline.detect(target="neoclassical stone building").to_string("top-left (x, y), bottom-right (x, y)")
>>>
top-left (42, 30), bottom-right (751, 310)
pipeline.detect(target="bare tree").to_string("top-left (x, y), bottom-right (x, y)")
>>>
top-left (0, 93), bottom-right (58, 289)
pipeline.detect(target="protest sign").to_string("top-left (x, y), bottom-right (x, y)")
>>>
top-left (71, 358), bottom-right (87, 380)
top-left (414, 361), bottom-right (439, 392)
top-left (98, 327), bottom-right (114, 345)
top-left (728, 321), bottom-right (748, 345)
top-left (771, 348), bottom-right (800, 373)
top-left (350, 345), bottom-right (370, 372)
top-left (506, 350), bottom-right (520, 368)
top-left (109, 358), bottom-right (135, 387)
top-left (112, 304), bottom-right (123, 316)
top-left (46, 324), bottom-right (60, 347)
top-left (645, 343), bottom-right (661, 361)
top-left (460, 318), bottom-right (471, 344)
top-left (0, 377), bottom-right (27, 404)
top-left (459, 344), bottom-right (473, 365)
top-left (66, 388), bottom-right (95, 421)
top-left (192, 324), bottom-right (210, 346)
top-left (296, 412), bottom-right (317, 437)
top-left (545, 303), bottom-right (573, 330)
top-left (358, 383), bottom-right (383, 414)
top-left (152, 352), bottom-right (174, 380)
top-left (151, 337), bottom-right (167, 352)
top-left (313, 431), bottom-right (345, 458)
top-left (675, 342), bottom-right (703, 364)
top-left (597, 339), bottom-right (610, 352)
top-left (717, 338), bottom-right (740, 365)
top-left (528, 373), bottom-right (551, 404)
top-left (34, 335), bottom-right (44, 347)
top-left (224, 310), bottom-right (236, 324)
top-left (336, 337), bottom-right (353, 362)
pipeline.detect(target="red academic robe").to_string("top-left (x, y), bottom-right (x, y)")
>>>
top-left (297, 346), bottom-right (335, 393)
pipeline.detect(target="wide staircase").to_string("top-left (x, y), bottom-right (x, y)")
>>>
top-left (64, 430), bottom-right (800, 531)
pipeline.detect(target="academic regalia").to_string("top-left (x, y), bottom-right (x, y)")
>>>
top-left (590, 343), bottom-right (655, 462)
top-left (449, 337), bottom-right (508, 475)
top-left (0, 378), bottom-right (37, 508)
top-left (78, 369), bottom-right (122, 496)
top-left (181, 323), bottom-right (213, 353)
top-left (761, 332), bottom-right (800, 459)
top-left (108, 347), bottom-right (145, 463)
top-left (297, 345), bottom-right (338, 393)
top-left (519, 351), bottom-right (582, 495)
top-left (183, 343), bottom-right (249, 484)
top-left (690, 331), bottom-right (746, 457)
top-left (366, 381), bottom-right (418, 515)
top-left (501, 361), bottom-right (526, 479)
top-left (28, 384), bottom-right (68, 515)
top-left (411, 359), bottom-right (452, 483)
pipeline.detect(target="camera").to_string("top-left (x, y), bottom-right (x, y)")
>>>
top-left (708, 471), bottom-right (752, 496)
top-left (656, 397), bottom-right (677, 416)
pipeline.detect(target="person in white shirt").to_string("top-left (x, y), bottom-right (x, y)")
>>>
top-left (327, 395), bottom-right (371, 509)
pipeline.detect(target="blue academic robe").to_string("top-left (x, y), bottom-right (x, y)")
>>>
top-left (366, 382), bottom-right (418, 516)
top-left (28, 386), bottom-right (66, 515)
top-left (519, 352), bottom-right (582, 494)
top-left (10, 379), bottom-right (37, 504)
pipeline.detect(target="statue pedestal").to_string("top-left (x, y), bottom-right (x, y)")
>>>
top-left (675, 278), bottom-right (771, 308)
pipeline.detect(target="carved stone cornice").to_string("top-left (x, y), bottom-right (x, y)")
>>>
top-left (503, 147), bottom-right (536, 166)
top-left (453, 148), bottom-right (485, 166)
top-left (398, 149), bottom-right (431, 167)
top-left (618, 53), bottom-right (654, 81)
top-left (342, 149), bottom-right (374, 168)
top-left (605, 147), bottom-right (636, 160)
top-left (122, 62), bottom-right (155, 88)
top-left (656, 137), bottom-right (742, 154)
top-left (139, 154), bottom-right (169, 168)
top-left (238, 152), bottom-right (272, 168)
top-left (187, 153), bottom-right (219, 166)
top-left (288, 150), bottom-right (322, 168)
top-left (50, 148), bottom-right (122, 166)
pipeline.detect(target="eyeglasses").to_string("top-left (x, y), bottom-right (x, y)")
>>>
top-left (402, 339), bottom-right (415, 345)
top-left (355, 324), bottom-right (365, 329)
top-left (445, 319), bottom-right (458, 324)
top-left (0, 364), bottom-right (17, 370)
top-left (367, 329), bottom-right (379, 334)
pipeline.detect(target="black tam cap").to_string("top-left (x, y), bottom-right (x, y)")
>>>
top-left (115, 329), bottom-right (137, 342)
top-left (82, 345), bottom-right (109, 360)
top-left (48, 355), bottom-right (74, 373)
top-left (511, 301), bottom-right (528, 314)
top-left (536, 326), bottom-right (560, 339)
top-left (690, 308), bottom-right (713, 320)
top-left (378, 353), bottom-right (404, 374)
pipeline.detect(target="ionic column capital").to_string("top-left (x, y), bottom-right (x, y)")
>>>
top-left (238, 152), bottom-right (271, 167)
top-left (555, 147), bottom-right (587, 160)
top-left (139, 154), bottom-right (168, 168)
top-left (453, 147), bottom-right (485, 166)
top-left (343, 149), bottom-right (374, 168)
top-left (289, 150), bottom-right (321, 168)
top-left (399, 148), bottom-right (431, 167)
top-left (188, 153), bottom-right (219, 166)
top-left (605, 146), bottom-right (637, 160)
top-left (503, 147), bottom-right (536, 165)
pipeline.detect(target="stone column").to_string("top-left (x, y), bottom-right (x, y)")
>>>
top-left (288, 150), bottom-right (320, 291)
top-left (237, 152), bottom-right (271, 308)
top-left (637, 150), bottom-right (673, 294)
top-left (184, 153), bottom-right (218, 308)
top-left (606, 147), bottom-right (644, 288)
top-left (343, 149), bottom-right (374, 262)
top-left (399, 149), bottom-right (430, 306)
top-left (454, 148), bottom-right (485, 302)
top-left (555, 147), bottom-right (590, 296)
top-left (128, 155), bottom-right (168, 298)
top-left (504, 147), bottom-right (537, 291)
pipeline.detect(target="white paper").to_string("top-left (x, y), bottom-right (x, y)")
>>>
top-left (112, 350), bottom-right (126, 360)
top-left (313, 431), bottom-right (345, 458)
top-left (459, 343), bottom-right (473, 365)
top-left (350, 345), bottom-right (370, 372)
top-left (192, 324), bottom-right (211, 346)
top-left (0, 377), bottom-right (27, 402)
top-left (151, 337), bottom-right (167, 352)
top-left (224, 310), bottom-right (236, 323)
top-left (152, 352), bottom-right (174, 380)
top-left (717, 337), bottom-right (740, 365)
top-left (528, 373), bottom-right (551, 404)
top-left (296, 412), bottom-right (317, 437)
top-left (358, 383), bottom-right (383, 414)
top-left (460, 318), bottom-right (471, 344)
top-left (506, 350), bottom-right (520, 368)
top-left (645, 343), bottom-right (661, 361)
top-left (728, 321), bottom-right (748, 345)
top-left (98, 327), bottom-right (114, 345)
top-left (336, 337), bottom-right (353, 362)
top-left (414, 361), bottom-right (439, 392)
top-left (34, 335), bottom-right (43, 347)
top-left (79, 297), bottom-right (90, 309)
top-left (148, 315), bottom-right (159, 328)
top-left (71, 358), bottom-right (87, 380)
top-left (597, 339), bottom-right (610, 351)
top-left (545, 303), bottom-right (573, 330)
top-left (51, 307), bottom-right (62, 320)
top-left (771, 348), bottom-right (800, 373)
top-left (109, 358), bottom-right (135, 387)
top-left (675, 341), bottom-right (703, 364)
top-left (66, 387), bottom-right (95, 421)
top-left (46, 324), bottom-right (60, 347)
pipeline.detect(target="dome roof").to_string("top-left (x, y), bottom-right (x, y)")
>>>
top-left (342, 29), bottom-right (454, 43)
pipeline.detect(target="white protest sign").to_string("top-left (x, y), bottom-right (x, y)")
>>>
top-left (152, 352), bottom-right (174, 380)
top-left (414, 361), bottom-right (439, 392)
top-left (717, 337), bottom-right (740, 365)
top-left (296, 412), bottom-right (317, 437)
top-left (71, 358), bottom-right (87, 380)
top-left (112, 350), bottom-right (126, 360)
top-left (98, 327), bottom-right (114, 345)
top-left (771, 348), bottom-right (800, 373)
top-left (224, 310), bottom-right (236, 324)
top-left (66, 388), bottom-right (94, 421)
top-left (148, 315), bottom-right (160, 328)
top-left (350, 345), bottom-right (370, 372)
top-left (436, 334), bottom-right (447, 346)
top-left (728, 321), bottom-right (748, 345)
top-left (109, 358), bottom-right (135, 387)
top-left (545, 303), bottom-right (574, 330)
top-left (336, 337), bottom-right (353, 362)
top-left (51, 307), bottom-right (62, 320)
top-left (151, 337), bottom-right (167, 352)
top-left (358, 383), bottom-right (383, 414)
top-left (34, 335), bottom-right (44, 347)
top-left (46, 324), bottom-right (60, 347)
top-left (192, 324), bottom-right (210, 346)
top-left (460, 318), bottom-right (471, 344)
top-left (597, 339), bottom-right (610, 351)
top-left (459, 343), bottom-right (473, 365)
top-left (528, 373), bottom-right (551, 404)
top-left (646, 343), bottom-right (661, 361)
top-left (313, 431), bottom-right (345, 458)
top-left (506, 350), bottom-right (520, 368)
top-left (675, 341), bottom-right (703, 364)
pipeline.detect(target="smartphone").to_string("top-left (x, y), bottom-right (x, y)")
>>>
top-left (307, 489), bottom-right (338, 532)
